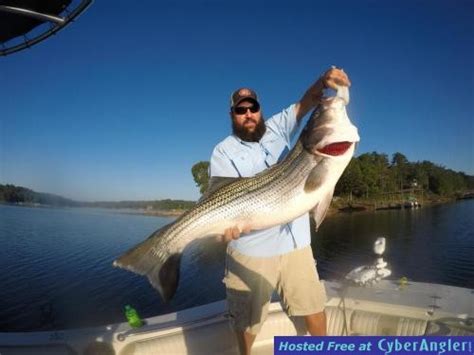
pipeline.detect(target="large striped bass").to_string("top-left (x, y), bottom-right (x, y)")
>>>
top-left (113, 87), bottom-right (360, 301)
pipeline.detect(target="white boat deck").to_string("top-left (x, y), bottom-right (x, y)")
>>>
top-left (0, 280), bottom-right (472, 354)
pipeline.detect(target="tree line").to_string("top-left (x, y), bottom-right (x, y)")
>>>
top-left (2, 152), bottom-right (472, 209)
top-left (0, 184), bottom-right (80, 207)
top-left (335, 152), bottom-right (473, 199)
top-left (0, 184), bottom-right (195, 210)
top-left (191, 152), bottom-right (474, 199)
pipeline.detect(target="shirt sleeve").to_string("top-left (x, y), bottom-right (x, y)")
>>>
top-left (209, 144), bottom-right (240, 178)
top-left (265, 104), bottom-right (299, 146)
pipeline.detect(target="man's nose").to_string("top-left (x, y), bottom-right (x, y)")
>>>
top-left (245, 109), bottom-right (253, 117)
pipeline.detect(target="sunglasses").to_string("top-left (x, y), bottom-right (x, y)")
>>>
top-left (233, 103), bottom-right (260, 115)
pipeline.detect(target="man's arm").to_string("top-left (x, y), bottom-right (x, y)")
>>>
top-left (294, 67), bottom-right (351, 122)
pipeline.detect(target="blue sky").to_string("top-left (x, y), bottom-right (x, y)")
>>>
top-left (1, 0), bottom-right (473, 201)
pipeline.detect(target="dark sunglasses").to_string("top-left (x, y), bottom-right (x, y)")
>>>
top-left (233, 103), bottom-right (260, 115)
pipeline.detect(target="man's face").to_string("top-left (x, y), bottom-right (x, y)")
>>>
top-left (231, 99), bottom-right (266, 142)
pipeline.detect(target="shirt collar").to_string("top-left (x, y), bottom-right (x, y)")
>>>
top-left (232, 134), bottom-right (259, 148)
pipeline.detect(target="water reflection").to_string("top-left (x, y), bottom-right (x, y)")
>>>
top-left (0, 200), bottom-right (472, 331)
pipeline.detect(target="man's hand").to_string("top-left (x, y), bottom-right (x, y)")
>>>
top-left (319, 67), bottom-right (351, 90)
top-left (295, 67), bottom-right (351, 121)
top-left (218, 225), bottom-right (251, 242)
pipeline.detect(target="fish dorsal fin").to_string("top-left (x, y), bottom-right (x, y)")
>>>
top-left (311, 188), bottom-right (334, 231)
top-left (199, 176), bottom-right (240, 201)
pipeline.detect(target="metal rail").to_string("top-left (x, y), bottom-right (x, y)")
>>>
top-left (0, 6), bottom-right (65, 24)
top-left (0, 0), bottom-right (93, 56)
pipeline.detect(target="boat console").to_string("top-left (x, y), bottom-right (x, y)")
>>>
top-left (345, 237), bottom-right (392, 286)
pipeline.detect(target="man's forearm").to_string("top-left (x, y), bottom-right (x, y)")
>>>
top-left (295, 79), bottom-right (325, 121)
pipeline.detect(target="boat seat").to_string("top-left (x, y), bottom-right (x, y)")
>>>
top-left (348, 310), bottom-right (428, 336)
top-left (120, 318), bottom-right (239, 355)
top-left (425, 317), bottom-right (474, 336)
top-left (326, 306), bottom-right (346, 335)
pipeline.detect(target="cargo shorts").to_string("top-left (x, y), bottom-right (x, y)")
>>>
top-left (223, 245), bottom-right (327, 335)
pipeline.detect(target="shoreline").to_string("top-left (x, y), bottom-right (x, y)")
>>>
top-left (133, 209), bottom-right (187, 217)
top-left (326, 195), bottom-right (464, 217)
top-left (137, 195), bottom-right (469, 218)
top-left (0, 203), bottom-right (188, 217)
top-left (2, 195), bottom-right (470, 219)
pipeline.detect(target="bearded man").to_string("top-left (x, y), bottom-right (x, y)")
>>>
top-left (209, 68), bottom-right (350, 355)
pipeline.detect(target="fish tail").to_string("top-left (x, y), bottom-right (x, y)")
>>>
top-left (113, 225), bottom-right (181, 302)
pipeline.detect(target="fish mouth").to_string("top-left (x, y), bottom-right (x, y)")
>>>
top-left (317, 141), bottom-right (352, 156)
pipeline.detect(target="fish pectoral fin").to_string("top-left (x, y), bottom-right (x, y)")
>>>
top-left (304, 164), bottom-right (326, 192)
top-left (199, 176), bottom-right (240, 201)
top-left (311, 189), bottom-right (334, 231)
top-left (113, 224), bottom-right (182, 302)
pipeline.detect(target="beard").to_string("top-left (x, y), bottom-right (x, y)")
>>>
top-left (232, 118), bottom-right (267, 142)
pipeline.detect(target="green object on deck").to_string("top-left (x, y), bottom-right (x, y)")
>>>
top-left (399, 276), bottom-right (408, 289)
top-left (124, 305), bottom-right (143, 328)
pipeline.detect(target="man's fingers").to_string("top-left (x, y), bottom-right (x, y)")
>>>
top-left (326, 78), bottom-right (351, 90)
top-left (219, 224), bottom-right (253, 242)
top-left (232, 226), bottom-right (240, 239)
top-left (223, 228), bottom-right (233, 242)
top-left (324, 68), bottom-right (351, 88)
top-left (219, 226), bottom-right (243, 242)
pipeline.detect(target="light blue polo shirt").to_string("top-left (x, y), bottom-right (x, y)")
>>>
top-left (209, 104), bottom-right (311, 257)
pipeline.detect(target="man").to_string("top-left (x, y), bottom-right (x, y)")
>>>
top-left (209, 67), bottom-right (350, 355)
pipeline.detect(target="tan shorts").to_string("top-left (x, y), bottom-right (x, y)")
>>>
top-left (223, 245), bottom-right (327, 335)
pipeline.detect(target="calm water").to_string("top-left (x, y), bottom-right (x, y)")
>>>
top-left (0, 200), bottom-right (473, 331)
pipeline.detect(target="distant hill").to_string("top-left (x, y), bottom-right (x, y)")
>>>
top-left (0, 184), bottom-right (196, 211)
top-left (0, 184), bottom-right (80, 207)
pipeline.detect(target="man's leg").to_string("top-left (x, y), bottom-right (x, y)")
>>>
top-left (304, 311), bottom-right (327, 335)
top-left (224, 246), bottom-right (277, 355)
top-left (278, 246), bottom-right (328, 336)
top-left (235, 331), bottom-right (257, 355)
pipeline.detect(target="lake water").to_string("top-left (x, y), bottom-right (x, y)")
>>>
top-left (0, 200), bottom-right (472, 331)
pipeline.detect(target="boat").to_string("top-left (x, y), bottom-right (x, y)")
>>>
top-left (0, 280), bottom-right (472, 355)
top-left (1, 238), bottom-right (472, 354)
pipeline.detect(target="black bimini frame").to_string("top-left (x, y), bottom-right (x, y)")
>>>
top-left (0, 0), bottom-right (92, 56)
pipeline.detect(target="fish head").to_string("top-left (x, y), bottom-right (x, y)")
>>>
top-left (301, 87), bottom-right (361, 230)
top-left (302, 87), bottom-right (360, 162)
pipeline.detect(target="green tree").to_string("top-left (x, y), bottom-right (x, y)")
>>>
top-left (335, 158), bottom-right (365, 198)
top-left (409, 163), bottom-right (429, 190)
top-left (191, 161), bottom-right (210, 194)
top-left (391, 152), bottom-right (409, 166)
top-left (391, 152), bottom-right (410, 189)
top-left (358, 152), bottom-right (391, 196)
